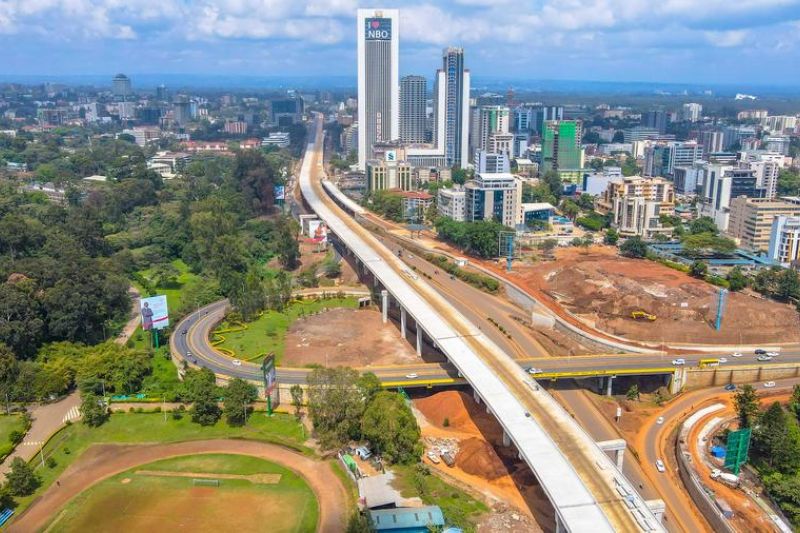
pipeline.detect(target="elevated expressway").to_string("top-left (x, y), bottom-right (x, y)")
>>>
top-left (298, 115), bottom-right (662, 532)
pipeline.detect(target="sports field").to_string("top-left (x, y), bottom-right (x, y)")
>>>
top-left (46, 454), bottom-right (318, 532)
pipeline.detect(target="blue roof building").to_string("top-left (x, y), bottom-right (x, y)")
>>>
top-left (369, 505), bottom-right (446, 533)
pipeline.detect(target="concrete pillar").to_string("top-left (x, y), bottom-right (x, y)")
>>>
top-left (502, 431), bottom-right (511, 447)
top-left (646, 499), bottom-right (666, 523)
top-left (400, 307), bottom-right (407, 339)
top-left (416, 326), bottom-right (422, 356)
top-left (555, 513), bottom-right (564, 533)
top-left (473, 391), bottom-right (481, 404)
top-left (670, 369), bottom-right (684, 394)
top-left (616, 448), bottom-right (624, 469)
top-left (606, 376), bottom-right (614, 396)
top-left (381, 290), bottom-right (388, 324)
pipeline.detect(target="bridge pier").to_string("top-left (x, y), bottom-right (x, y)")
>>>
top-left (606, 376), bottom-right (614, 396)
top-left (670, 368), bottom-right (685, 394)
top-left (400, 307), bottom-right (407, 339)
top-left (646, 499), bottom-right (666, 523)
top-left (597, 439), bottom-right (626, 469)
top-left (416, 326), bottom-right (422, 356)
top-left (381, 290), bottom-right (388, 324)
top-left (555, 513), bottom-right (564, 533)
top-left (502, 431), bottom-right (511, 447)
top-left (473, 391), bottom-right (481, 404)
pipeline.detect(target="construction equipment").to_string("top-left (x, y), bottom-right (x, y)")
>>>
top-left (631, 310), bottom-right (657, 321)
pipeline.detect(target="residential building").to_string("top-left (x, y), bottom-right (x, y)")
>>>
top-left (700, 165), bottom-right (766, 231)
top-left (728, 197), bottom-right (800, 252)
top-left (599, 176), bottom-right (675, 238)
top-left (224, 121), bottom-right (248, 135)
top-left (681, 103), bottom-right (702, 122)
top-left (768, 216), bottom-right (800, 266)
top-left (672, 164), bottom-right (704, 196)
top-left (475, 150), bottom-right (510, 174)
top-left (366, 158), bottom-right (413, 192)
top-left (464, 172), bottom-right (522, 228)
top-left (644, 141), bottom-right (703, 177)
top-left (399, 75), bottom-right (426, 144)
top-left (722, 124), bottom-right (757, 149)
top-left (541, 120), bottom-right (583, 173)
top-left (112, 73), bottom-right (132, 99)
top-left (395, 190), bottom-right (433, 220)
top-left (513, 104), bottom-right (537, 132)
top-left (537, 106), bottom-right (564, 134)
top-left (271, 96), bottom-right (304, 125)
top-left (147, 151), bottom-right (192, 175)
top-left (764, 136), bottom-right (791, 155)
top-left (700, 130), bottom-right (724, 154)
top-left (172, 97), bottom-right (191, 126)
top-left (622, 127), bottom-right (662, 143)
top-left (581, 167), bottom-right (622, 196)
top-left (487, 132), bottom-right (514, 159)
top-left (432, 47), bottom-right (470, 167)
top-left (737, 109), bottom-right (768, 121)
top-left (763, 115), bottom-right (798, 134)
top-left (437, 186), bottom-right (466, 221)
top-left (357, 9), bottom-right (400, 169)
top-left (121, 127), bottom-right (161, 147)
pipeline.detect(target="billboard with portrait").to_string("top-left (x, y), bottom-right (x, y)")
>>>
top-left (274, 184), bottom-right (286, 200)
top-left (307, 220), bottom-right (328, 244)
top-left (140, 295), bottom-right (169, 331)
top-left (262, 353), bottom-right (277, 394)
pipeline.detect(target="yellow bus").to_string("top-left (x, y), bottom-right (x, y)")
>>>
top-left (699, 358), bottom-right (720, 368)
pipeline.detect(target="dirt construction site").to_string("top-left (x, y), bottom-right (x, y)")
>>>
top-left (511, 247), bottom-right (800, 345)
top-left (412, 390), bottom-right (546, 532)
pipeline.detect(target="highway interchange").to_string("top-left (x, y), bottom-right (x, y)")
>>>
top-left (168, 118), bottom-right (800, 532)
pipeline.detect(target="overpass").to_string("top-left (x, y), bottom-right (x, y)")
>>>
top-left (299, 115), bottom-right (663, 532)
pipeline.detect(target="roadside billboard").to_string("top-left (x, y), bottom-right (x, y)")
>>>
top-left (274, 184), bottom-right (286, 200)
top-left (308, 220), bottom-right (328, 244)
top-left (140, 295), bottom-right (169, 331)
top-left (262, 353), bottom-right (277, 394)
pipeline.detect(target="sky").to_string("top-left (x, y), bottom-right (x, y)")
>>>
top-left (1, 0), bottom-right (800, 86)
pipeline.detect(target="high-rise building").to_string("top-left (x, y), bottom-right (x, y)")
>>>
top-left (477, 106), bottom-right (509, 153)
top-left (357, 9), bottom-right (400, 170)
top-left (475, 150), bottom-right (510, 174)
top-left (700, 165), bottom-right (766, 230)
top-left (437, 186), bottom-right (466, 221)
top-left (155, 85), bottom-right (168, 101)
top-left (541, 120), bottom-right (583, 173)
top-left (271, 97), bottom-right (305, 125)
top-left (432, 47), bottom-right (470, 168)
top-left (464, 172), bottom-right (522, 228)
top-left (644, 141), bottom-right (703, 177)
top-left (700, 130), bottom-right (724, 154)
top-left (681, 103), bottom-right (703, 122)
top-left (112, 73), bottom-right (132, 99)
top-left (366, 158), bottom-right (413, 192)
top-left (399, 75), bottom-right (426, 144)
top-left (768, 216), bottom-right (800, 265)
top-left (643, 110), bottom-right (668, 134)
top-left (172, 96), bottom-right (191, 126)
top-left (599, 176), bottom-right (675, 238)
top-left (728, 197), bottom-right (800, 252)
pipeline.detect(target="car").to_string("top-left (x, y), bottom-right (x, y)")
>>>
top-left (655, 459), bottom-right (666, 473)
top-left (731, 352), bottom-right (743, 358)
top-left (757, 354), bottom-right (772, 362)
top-left (182, 329), bottom-right (187, 335)
top-left (185, 351), bottom-right (192, 358)
top-left (755, 348), bottom-right (767, 355)
top-left (767, 351), bottom-right (780, 357)
top-left (671, 358), bottom-right (686, 366)
top-left (232, 359), bottom-right (242, 366)
top-left (656, 416), bottom-right (665, 425)
top-left (527, 367), bottom-right (543, 375)
top-left (405, 373), bottom-right (418, 379)
top-left (764, 381), bottom-right (777, 388)
top-left (724, 384), bottom-right (737, 391)
top-left (717, 357), bottom-right (728, 364)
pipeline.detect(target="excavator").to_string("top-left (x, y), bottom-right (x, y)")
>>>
top-left (631, 310), bottom-right (657, 321)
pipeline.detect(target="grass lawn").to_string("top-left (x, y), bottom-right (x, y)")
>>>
top-left (13, 411), bottom-right (309, 514)
top-left (46, 454), bottom-right (318, 533)
top-left (0, 414), bottom-right (27, 459)
top-left (133, 259), bottom-right (202, 315)
top-left (391, 464), bottom-right (488, 532)
top-left (214, 297), bottom-right (358, 364)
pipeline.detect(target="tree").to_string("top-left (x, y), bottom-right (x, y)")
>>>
top-left (682, 233), bottom-right (736, 257)
top-left (290, 384), bottom-right (304, 420)
top-left (689, 260), bottom-right (708, 278)
top-left (689, 216), bottom-right (719, 236)
top-left (79, 391), bottom-right (109, 427)
top-left (604, 228), bottom-right (619, 246)
top-left (777, 269), bottom-right (800, 301)
top-left (727, 267), bottom-right (748, 292)
top-left (576, 194), bottom-right (595, 211)
top-left (612, 130), bottom-right (625, 143)
top-left (6, 457), bottom-right (39, 496)
top-left (734, 384), bottom-right (759, 429)
top-left (361, 392), bottom-right (423, 464)
top-left (451, 167), bottom-right (467, 185)
top-left (223, 378), bottom-right (258, 426)
top-left (620, 236), bottom-right (647, 258)
top-left (229, 267), bottom-right (266, 321)
top-left (626, 384), bottom-right (640, 401)
top-left (306, 367), bottom-right (369, 447)
top-left (345, 511), bottom-right (373, 533)
top-left (322, 257), bottom-right (342, 278)
top-left (560, 199), bottom-right (580, 220)
top-left (538, 239), bottom-right (558, 254)
top-left (183, 368), bottom-right (221, 426)
top-left (753, 402), bottom-right (800, 473)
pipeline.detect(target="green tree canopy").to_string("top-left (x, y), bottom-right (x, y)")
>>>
top-left (620, 236), bottom-right (647, 258)
top-left (734, 384), bottom-right (759, 429)
top-left (361, 391), bottom-right (423, 464)
top-left (223, 378), bottom-right (258, 426)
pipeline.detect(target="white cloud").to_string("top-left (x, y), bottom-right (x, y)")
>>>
top-left (704, 29), bottom-right (749, 47)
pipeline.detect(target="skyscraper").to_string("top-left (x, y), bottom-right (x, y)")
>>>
top-left (477, 105), bottom-right (510, 152)
top-left (542, 120), bottom-right (583, 173)
top-left (643, 110), bottom-right (668, 134)
top-left (400, 75), bottom-right (426, 144)
top-left (433, 47), bottom-right (470, 168)
top-left (112, 73), bottom-right (132, 100)
top-left (357, 8), bottom-right (399, 170)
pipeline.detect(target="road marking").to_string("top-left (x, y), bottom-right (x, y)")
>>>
top-left (62, 406), bottom-right (80, 423)
top-left (21, 441), bottom-right (43, 447)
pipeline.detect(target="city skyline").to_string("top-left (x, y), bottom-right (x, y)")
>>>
top-left (1, 1), bottom-right (799, 85)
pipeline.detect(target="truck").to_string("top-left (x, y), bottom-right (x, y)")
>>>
top-left (710, 469), bottom-right (740, 487)
top-left (440, 451), bottom-right (456, 467)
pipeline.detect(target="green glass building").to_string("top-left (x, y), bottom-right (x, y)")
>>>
top-left (542, 120), bottom-right (583, 173)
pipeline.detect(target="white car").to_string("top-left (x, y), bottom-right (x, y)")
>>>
top-left (767, 351), bottom-right (780, 357)
top-left (232, 359), bottom-right (242, 366)
top-left (405, 373), bottom-right (418, 379)
top-left (527, 367), bottom-right (543, 375)
top-left (764, 381), bottom-right (777, 388)
top-left (656, 416), bottom-right (665, 425)
top-left (731, 352), bottom-right (743, 358)
top-left (655, 459), bottom-right (666, 473)
top-left (717, 357), bottom-right (728, 364)
top-left (671, 358), bottom-right (686, 366)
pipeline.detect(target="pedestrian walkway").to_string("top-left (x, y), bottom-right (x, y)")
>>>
top-left (62, 406), bottom-right (80, 424)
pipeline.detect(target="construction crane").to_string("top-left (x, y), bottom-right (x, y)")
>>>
top-left (631, 310), bottom-right (657, 321)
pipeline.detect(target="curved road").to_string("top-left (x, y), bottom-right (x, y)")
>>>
top-left (10, 440), bottom-right (349, 533)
